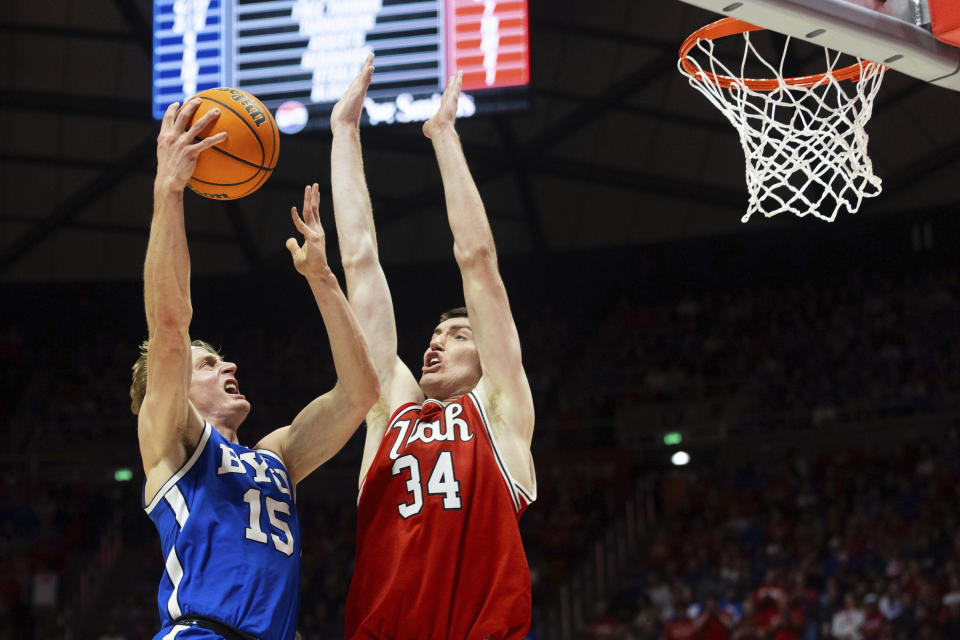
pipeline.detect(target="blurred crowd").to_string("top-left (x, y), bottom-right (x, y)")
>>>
top-left (580, 436), bottom-right (960, 640)
top-left (2, 248), bottom-right (960, 638)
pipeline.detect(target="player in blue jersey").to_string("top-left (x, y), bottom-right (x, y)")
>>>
top-left (128, 98), bottom-right (379, 640)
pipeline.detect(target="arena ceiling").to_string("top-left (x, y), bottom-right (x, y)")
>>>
top-left (2, 0), bottom-right (960, 282)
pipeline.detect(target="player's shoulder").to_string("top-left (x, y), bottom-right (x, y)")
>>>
top-left (388, 399), bottom-right (423, 422)
top-left (478, 376), bottom-right (534, 439)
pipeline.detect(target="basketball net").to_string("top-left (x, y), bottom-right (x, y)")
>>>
top-left (678, 18), bottom-right (886, 222)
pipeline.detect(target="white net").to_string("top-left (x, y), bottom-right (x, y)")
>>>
top-left (679, 25), bottom-right (886, 222)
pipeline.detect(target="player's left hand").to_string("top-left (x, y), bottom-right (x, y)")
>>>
top-left (423, 71), bottom-right (462, 139)
top-left (287, 183), bottom-right (334, 281)
top-left (331, 53), bottom-right (375, 134)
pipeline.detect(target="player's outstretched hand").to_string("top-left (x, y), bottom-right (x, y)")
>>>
top-left (331, 54), bottom-right (375, 134)
top-left (423, 71), bottom-right (462, 140)
top-left (156, 98), bottom-right (226, 192)
top-left (287, 183), bottom-right (334, 281)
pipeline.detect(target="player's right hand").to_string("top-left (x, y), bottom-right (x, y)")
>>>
top-left (155, 98), bottom-right (227, 193)
top-left (331, 53), bottom-right (375, 133)
top-left (286, 183), bottom-right (335, 284)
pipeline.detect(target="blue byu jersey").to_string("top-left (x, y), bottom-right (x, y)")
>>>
top-left (144, 422), bottom-right (301, 640)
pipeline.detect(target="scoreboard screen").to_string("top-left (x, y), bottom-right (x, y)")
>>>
top-left (152, 0), bottom-right (531, 132)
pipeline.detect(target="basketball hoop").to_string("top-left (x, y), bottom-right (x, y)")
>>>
top-left (678, 17), bottom-right (886, 222)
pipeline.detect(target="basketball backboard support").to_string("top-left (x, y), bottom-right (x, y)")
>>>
top-left (676, 0), bottom-right (960, 91)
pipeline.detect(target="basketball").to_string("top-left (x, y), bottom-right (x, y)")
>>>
top-left (180, 87), bottom-right (279, 200)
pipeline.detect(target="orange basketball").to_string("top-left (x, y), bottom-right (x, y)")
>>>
top-left (181, 87), bottom-right (279, 200)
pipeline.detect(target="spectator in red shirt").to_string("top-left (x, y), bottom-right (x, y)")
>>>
top-left (691, 597), bottom-right (733, 640)
top-left (862, 594), bottom-right (888, 638)
top-left (663, 587), bottom-right (696, 640)
top-left (581, 600), bottom-right (629, 640)
top-left (754, 570), bottom-right (788, 631)
top-left (766, 597), bottom-right (804, 640)
top-left (731, 600), bottom-right (761, 640)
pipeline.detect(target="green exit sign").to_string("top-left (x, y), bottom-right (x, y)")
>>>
top-left (114, 468), bottom-right (133, 482)
top-left (663, 432), bottom-right (683, 446)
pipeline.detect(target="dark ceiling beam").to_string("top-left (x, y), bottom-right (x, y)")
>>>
top-left (873, 78), bottom-right (931, 117)
top-left (495, 117), bottom-right (547, 253)
top-left (0, 215), bottom-right (235, 242)
top-left (224, 202), bottom-right (262, 270)
top-left (1, 153), bottom-right (115, 171)
top-left (523, 52), bottom-right (676, 157)
top-left (882, 139), bottom-right (960, 198)
top-left (0, 90), bottom-right (152, 121)
top-left (298, 126), bottom-right (508, 167)
top-left (529, 156), bottom-right (745, 209)
top-left (110, 0), bottom-right (153, 56)
top-left (0, 136), bottom-right (157, 275)
top-left (873, 201), bottom-right (960, 218)
top-left (0, 22), bottom-right (135, 42)
top-left (531, 17), bottom-right (677, 54)
top-left (370, 52), bottom-right (677, 226)
top-left (0, 154), bottom-right (323, 194)
top-left (534, 87), bottom-right (724, 131)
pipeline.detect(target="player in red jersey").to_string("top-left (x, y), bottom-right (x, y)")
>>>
top-left (329, 55), bottom-right (537, 640)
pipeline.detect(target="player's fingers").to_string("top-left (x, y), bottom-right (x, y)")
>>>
top-left (453, 71), bottom-right (463, 94)
top-left (362, 55), bottom-right (375, 84)
top-left (161, 102), bottom-right (179, 131)
top-left (444, 74), bottom-right (460, 108)
top-left (300, 185), bottom-right (314, 224)
top-left (187, 107), bottom-right (221, 139)
top-left (175, 98), bottom-right (202, 130)
top-left (194, 131), bottom-right (227, 152)
top-left (291, 206), bottom-right (307, 233)
top-left (350, 56), bottom-right (375, 94)
top-left (285, 237), bottom-right (300, 256)
top-left (304, 184), bottom-right (320, 225)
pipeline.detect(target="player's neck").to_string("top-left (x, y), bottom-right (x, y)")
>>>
top-left (214, 424), bottom-right (241, 444)
top-left (206, 413), bottom-right (243, 443)
top-left (422, 386), bottom-right (474, 406)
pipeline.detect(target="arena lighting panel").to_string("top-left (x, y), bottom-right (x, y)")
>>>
top-left (152, 0), bottom-right (531, 132)
top-left (676, 0), bottom-right (960, 91)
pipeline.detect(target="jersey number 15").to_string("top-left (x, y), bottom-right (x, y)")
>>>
top-left (242, 488), bottom-right (295, 555)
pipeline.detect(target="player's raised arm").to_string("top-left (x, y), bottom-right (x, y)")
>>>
top-left (423, 73), bottom-right (535, 484)
top-left (328, 55), bottom-right (424, 482)
top-left (255, 184), bottom-right (380, 487)
top-left (137, 99), bottom-right (227, 496)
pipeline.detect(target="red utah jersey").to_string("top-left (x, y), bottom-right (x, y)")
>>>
top-left (345, 391), bottom-right (534, 640)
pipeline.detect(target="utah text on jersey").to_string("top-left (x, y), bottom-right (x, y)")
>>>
top-left (367, 393), bottom-right (531, 516)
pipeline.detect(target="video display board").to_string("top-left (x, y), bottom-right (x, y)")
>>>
top-left (152, 0), bottom-right (530, 132)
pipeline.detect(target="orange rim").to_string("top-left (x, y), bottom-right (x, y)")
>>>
top-left (679, 17), bottom-right (880, 90)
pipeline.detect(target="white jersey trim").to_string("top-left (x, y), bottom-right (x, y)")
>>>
top-left (161, 624), bottom-right (190, 640)
top-left (468, 392), bottom-right (523, 513)
top-left (165, 547), bottom-right (185, 619)
top-left (256, 447), bottom-right (288, 470)
top-left (256, 447), bottom-right (285, 467)
top-left (145, 422), bottom-right (213, 514)
top-left (358, 405), bottom-right (421, 507)
top-left (163, 485), bottom-right (190, 529)
top-left (517, 481), bottom-right (536, 504)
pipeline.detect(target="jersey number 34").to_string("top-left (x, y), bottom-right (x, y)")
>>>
top-left (392, 451), bottom-right (462, 518)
